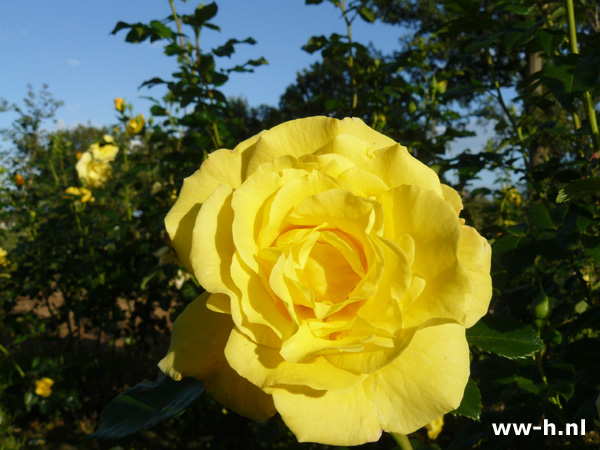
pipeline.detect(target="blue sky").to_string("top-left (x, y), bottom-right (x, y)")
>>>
top-left (1, 0), bottom-right (405, 131)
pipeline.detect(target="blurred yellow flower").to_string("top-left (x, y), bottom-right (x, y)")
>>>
top-left (76, 151), bottom-right (82, 160)
top-left (425, 415), bottom-right (445, 440)
top-left (0, 247), bottom-right (7, 266)
top-left (64, 186), bottom-right (94, 203)
top-left (14, 174), bottom-right (25, 187)
top-left (502, 186), bottom-right (522, 207)
top-left (90, 136), bottom-right (119, 163)
top-left (114, 97), bottom-right (125, 112)
top-left (127, 114), bottom-right (145, 136)
top-left (35, 378), bottom-right (54, 398)
top-left (75, 152), bottom-right (113, 188)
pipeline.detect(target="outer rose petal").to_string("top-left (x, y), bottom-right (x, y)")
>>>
top-left (459, 225), bottom-right (493, 328)
top-left (158, 293), bottom-right (275, 420)
top-left (271, 322), bottom-right (468, 446)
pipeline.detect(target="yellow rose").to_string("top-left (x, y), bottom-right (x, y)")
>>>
top-left (126, 114), bottom-right (145, 136)
top-left (90, 137), bottom-right (119, 163)
top-left (35, 378), bottom-right (54, 398)
top-left (114, 97), bottom-right (125, 112)
top-left (64, 186), bottom-right (94, 203)
top-left (75, 152), bottom-right (112, 189)
top-left (159, 117), bottom-right (492, 445)
top-left (425, 415), bottom-right (444, 440)
top-left (0, 247), bottom-right (7, 266)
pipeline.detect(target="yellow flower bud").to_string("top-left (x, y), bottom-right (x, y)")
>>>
top-left (127, 114), bottom-right (145, 136)
top-left (114, 98), bottom-right (125, 112)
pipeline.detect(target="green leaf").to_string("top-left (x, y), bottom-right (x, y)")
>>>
top-left (111, 21), bottom-right (131, 35)
top-left (359, 7), bottom-right (376, 23)
top-left (557, 176), bottom-right (600, 203)
top-left (195, 2), bottom-right (218, 24)
top-left (450, 378), bottom-right (481, 420)
top-left (528, 203), bottom-right (554, 229)
top-left (302, 35), bottom-right (329, 54)
top-left (305, 0), bottom-right (325, 4)
top-left (150, 20), bottom-right (173, 39)
top-left (504, 4), bottom-right (532, 14)
top-left (538, 28), bottom-right (565, 55)
top-left (467, 316), bottom-right (545, 359)
top-left (93, 375), bottom-right (204, 439)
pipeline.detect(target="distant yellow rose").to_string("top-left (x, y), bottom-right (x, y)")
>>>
top-left (127, 114), bottom-right (145, 136)
top-left (114, 97), bottom-right (125, 112)
top-left (425, 415), bottom-right (444, 440)
top-left (35, 378), bottom-right (54, 398)
top-left (159, 117), bottom-right (492, 445)
top-left (64, 186), bottom-right (94, 203)
top-left (75, 152), bottom-right (112, 188)
top-left (90, 136), bottom-right (119, 163)
top-left (0, 247), bottom-right (7, 266)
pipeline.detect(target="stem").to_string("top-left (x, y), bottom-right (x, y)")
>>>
top-left (122, 143), bottom-right (132, 221)
top-left (0, 344), bottom-right (25, 378)
top-left (169, 0), bottom-right (192, 68)
top-left (566, 0), bottom-right (600, 153)
top-left (340, 0), bottom-right (358, 110)
top-left (391, 433), bottom-right (414, 450)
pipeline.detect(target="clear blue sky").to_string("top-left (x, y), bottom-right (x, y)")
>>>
top-left (1, 0), bottom-right (405, 131)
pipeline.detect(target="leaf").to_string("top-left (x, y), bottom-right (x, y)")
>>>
top-left (302, 35), bottom-right (330, 54)
top-left (450, 378), bottom-right (481, 420)
top-left (111, 21), bottom-right (131, 35)
top-left (556, 176), bottom-right (600, 203)
top-left (467, 316), bottom-right (545, 359)
top-left (538, 28), bottom-right (565, 55)
top-left (504, 4), bottom-right (532, 14)
top-left (305, 0), bottom-right (325, 4)
top-left (528, 203), bottom-right (554, 229)
top-left (92, 375), bottom-right (204, 439)
top-left (195, 2), bottom-right (218, 24)
top-left (150, 20), bottom-right (173, 39)
top-left (359, 6), bottom-right (376, 23)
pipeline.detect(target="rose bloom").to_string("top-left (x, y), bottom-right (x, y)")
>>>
top-left (90, 135), bottom-right (119, 163)
top-left (160, 117), bottom-right (492, 445)
top-left (75, 152), bottom-right (113, 189)
top-left (35, 378), bottom-right (54, 398)
top-left (126, 114), bottom-right (145, 136)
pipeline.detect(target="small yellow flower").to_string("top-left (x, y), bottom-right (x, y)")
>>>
top-left (64, 186), bottom-right (94, 203)
top-left (425, 415), bottom-right (444, 440)
top-left (35, 378), bottom-right (54, 398)
top-left (75, 152), bottom-right (113, 189)
top-left (114, 98), bottom-right (125, 112)
top-left (14, 174), bottom-right (25, 188)
top-left (127, 114), bottom-right (145, 136)
top-left (0, 247), bottom-right (7, 266)
top-left (502, 186), bottom-right (522, 207)
top-left (76, 151), bottom-right (82, 160)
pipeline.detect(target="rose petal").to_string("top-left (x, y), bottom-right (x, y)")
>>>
top-left (158, 293), bottom-right (275, 420)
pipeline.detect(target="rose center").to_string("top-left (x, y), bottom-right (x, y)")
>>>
top-left (297, 238), bottom-right (360, 304)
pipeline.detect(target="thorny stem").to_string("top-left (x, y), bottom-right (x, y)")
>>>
top-left (340, 0), bottom-right (358, 110)
top-left (391, 433), bottom-right (414, 450)
top-left (566, 0), bottom-right (600, 153)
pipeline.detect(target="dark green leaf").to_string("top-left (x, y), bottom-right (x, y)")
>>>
top-left (305, 0), bottom-right (325, 4)
top-left (150, 21), bottom-right (173, 39)
top-left (504, 4), bottom-right (532, 14)
top-left (359, 7), bottom-right (376, 23)
top-left (111, 21), bottom-right (131, 35)
top-left (93, 375), bottom-right (204, 439)
top-left (528, 203), bottom-right (554, 229)
top-left (538, 28), bottom-right (565, 55)
top-left (450, 378), bottom-right (481, 420)
top-left (556, 176), bottom-right (600, 203)
top-left (467, 316), bottom-right (545, 359)
top-left (302, 35), bottom-right (329, 54)
top-left (194, 2), bottom-right (218, 24)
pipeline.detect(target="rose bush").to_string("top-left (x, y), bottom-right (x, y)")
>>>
top-left (159, 117), bottom-right (492, 445)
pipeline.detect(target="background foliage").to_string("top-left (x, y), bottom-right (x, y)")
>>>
top-left (1, 0), bottom-right (599, 448)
